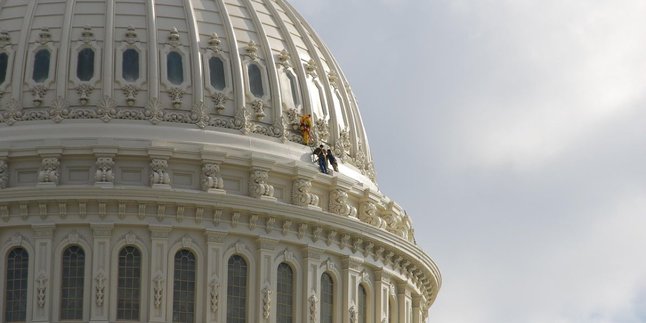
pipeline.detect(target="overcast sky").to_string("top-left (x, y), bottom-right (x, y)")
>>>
top-left (289, 1), bottom-right (646, 322)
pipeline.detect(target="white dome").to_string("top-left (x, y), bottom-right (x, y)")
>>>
top-left (0, 1), bottom-right (440, 322)
top-left (0, 0), bottom-right (376, 183)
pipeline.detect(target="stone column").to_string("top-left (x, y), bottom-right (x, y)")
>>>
top-left (412, 295), bottom-right (423, 323)
top-left (205, 230), bottom-right (227, 323)
top-left (397, 283), bottom-right (412, 323)
top-left (31, 224), bottom-right (55, 322)
top-left (256, 238), bottom-right (278, 322)
top-left (148, 225), bottom-right (172, 323)
top-left (90, 224), bottom-right (113, 323)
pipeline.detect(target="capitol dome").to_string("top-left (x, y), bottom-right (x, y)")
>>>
top-left (0, 0), bottom-right (440, 322)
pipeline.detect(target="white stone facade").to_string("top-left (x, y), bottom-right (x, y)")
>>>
top-left (0, 0), bottom-right (440, 322)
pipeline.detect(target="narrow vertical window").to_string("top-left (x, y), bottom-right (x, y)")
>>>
top-left (388, 298), bottom-right (396, 323)
top-left (167, 51), bottom-right (184, 85)
top-left (76, 48), bottom-right (95, 81)
top-left (209, 57), bottom-right (226, 90)
top-left (61, 246), bottom-right (85, 320)
top-left (277, 263), bottom-right (294, 323)
top-left (320, 273), bottom-right (334, 323)
top-left (117, 246), bottom-right (141, 321)
top-left (358, 285), bottom-right (367, 323)
top-left (0, 52), bottom-right (8, 84)
top-left (287, 73), bottom-right (300, 106)
top-left (33, 49), bottom-right (51, 83)
top-left (5, 247), bottom-right (28, 322)
top-left (173, 249), bottom-right (196, 323)
top-left (122, 49), bottom-right (139, 82)
top-left (227, 255), bottom-right (247, 323)
top-left (248, 63), bottom-right (264, 97)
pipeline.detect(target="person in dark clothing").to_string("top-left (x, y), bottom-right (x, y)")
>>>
top-left (312, 145), bottom-right (328, 174)
top-left (326, 149), bottom-right (338, 172)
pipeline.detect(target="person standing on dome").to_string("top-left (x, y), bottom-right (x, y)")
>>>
top-left (312, 144), bottom-right (328, 174)
top-left (326, 148), bottom-right (338, 172)
top-left (300, 114), bottom-right (312, 145)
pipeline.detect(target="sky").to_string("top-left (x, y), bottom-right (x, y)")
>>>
top-left (289, 1), bottom-right (646, 322)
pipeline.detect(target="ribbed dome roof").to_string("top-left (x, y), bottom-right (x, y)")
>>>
top-left (0, 0), bottom-right (375, 183)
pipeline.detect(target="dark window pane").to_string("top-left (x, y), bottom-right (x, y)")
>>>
top-left (33, 49), bottom-right (50, 83)
top-left (358, 285), bottom-right (367, 323)
top-left (209, 57), bottom-right (226, 90)
top-left (248, 63), bottom-right (264, 97)
top-left (0, 53), bottom-right (8, 84)
top-left (5, 247), bottom-right (28, 322)
top-left (321, 273), bottom-right (334, 323)
top-left (167, 51), bottom-right (183, 85)
top-left (77, 48), bottom-right (94, 81)
top-left (122, 49), bottom-right (139, 82)
top-left (227, 255), bottom-right (247, 323)
top-left (61, 246), bottom-right (85, 320)
top-left (117, 246), bottom-right (141, 321)
top-left (173, 250), bottom-right (196, 323)
top-left (277, 263), bottom-right (294, 323)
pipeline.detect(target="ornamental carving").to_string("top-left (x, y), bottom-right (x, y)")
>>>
top-left (150, 159), bottom-right (171, 186)
top-left (153, 271), bottom-right (165, 309)
top-left (209, 278), bottom-right (220, 313)
top-left (349, 304), bottom-right (357, 323)
top-left (207, 33), bottom-right (222, 52)
top-left (121, 84), bottom-right (139, 106)
top-left (76, 84), bottom-right (94, 105)
top-left (95, 270), bottom-right (106, 307)
top-left (95, 157), bottom-right (115, 183)
top-left (0, 160), bottom-right (7, 189)
top-left (125, 26), bottom-right (138, 44)
top-left (210, 92), bottom-right (228, 114)
top-left (249, 169), bottom-right (274, 198)
top-left (168, 27), bottom-right (181, 47)
top-left (244, 41), bottom-right (259, 60)
top-left (359, 201), bottom-right (386, 229)
top-left (277, 49), bottom-right (290, 69)
top-left (38, 157), bottom-right (59, 184)
top-left (305, 59), bottom-right (317, 78)
top-left (49, 96), bottom-right (69, 123)
top-left (231, 107), bottom-right (252, 135)
top-left (314, 118), bottom-right (330, 144)
top-left (191, 102), bottom-right (210, 129)
top-left (292, 178), bottom-right (319, 207)
top-left (334, 128), bottom-right (352, 158)
top-left (308, 293), bottom-right (318, 323)
top-left (0, 31), bottom-right (10, 47)
top-left (32, 85), bottom-right (48, 106)
top-left (145, 97), bottom-right (164, 125)
top-left (168, 87), bottom-right (185, 109)
top-left (251, 99), bottom-right (265, 120)
top-left (201, 163), bottom-right (224, 191)
top-left (2, 99), bottom-right (22, 125)
top-left (38, 28), bottom-right (52, 44)
top-left (96, 96), bottom-right (117, 122)
top-left (262, 286), bottom-right (272, 319)
top-left (329, 189), bottom-right (357, 218)
top-left (80, 26), bottom-right (95, 43)
top-left (36, 272), bottom-right (48, 308)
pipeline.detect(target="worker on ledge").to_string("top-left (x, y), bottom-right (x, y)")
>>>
top-left (312, 145), bottom-right (328, 174)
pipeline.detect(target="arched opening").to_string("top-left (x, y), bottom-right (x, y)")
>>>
top-left (248, 63), bottom-right (264, 97)
top-left (358, 284), bottom-right (367, 323)
top-left (277, 263), bottom-right (294, 323)
top-left (117, 246), bottom-right (141, 321)
top-left (60, 246), bottom-right (85, 320)
top-left (173, 249), bottom-right (197, 323)
top-left (227, 255), bottom-right (248, 323)
top-left (320, 273), bottom-right (334, 323)
top-left (4, 247), bottom-right (28, 322)
top-left (122, 48), bottom-right (139, 82)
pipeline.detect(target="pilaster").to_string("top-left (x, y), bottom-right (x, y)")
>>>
top-left (205, 230), bottom-right (227, 323)
top-left (302, 246), bottom-right (322, 323)
top-left (90, 223), bottom-right (113, 323)
top-left (374, 270), bottom-right (389, 323)
top-left (256, 238), bottom-right (278, 322)
top-left (342, 256), bottom-right (362, 323)
top-left (148, 225), bottom-right (172, 323)
top-left (397, 282), bottom-right (411, 323)
top-left (31, 224), bottom-right (55, 322)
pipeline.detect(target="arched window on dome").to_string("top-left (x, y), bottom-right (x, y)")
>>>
top-left (287, 72), bottom-right (300, 106)
top-left (32, 49), bottom-right (51, 83)
top-left (173, 249), bottom-right (196, 323)
top-left (209, 56), bottom-right (226, 91)
top-left (227, 255), bottom-right (248, 323)
top-left (4, 247), bottom-right (28, 322)
top-left (60, 246), bottom-right (85, 320)
top-left (320, 273), bottom-right (334, 323)
top-left (358, 284), bottom-right (367, 323)
top-left (117, 246), bottom-right (141, 321)
top-left (0, 52), bottom-right (8, 85)
top-left (76, 48), bottom-right (95, 82)
top-left (248, 63), bottom-right (264, 97)
top-left (167, 51), bottom-right (184, 85)
top-left (277, 263), bottom-right (294, 323)
top-left (122, 48), bottom-right (140, 82)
